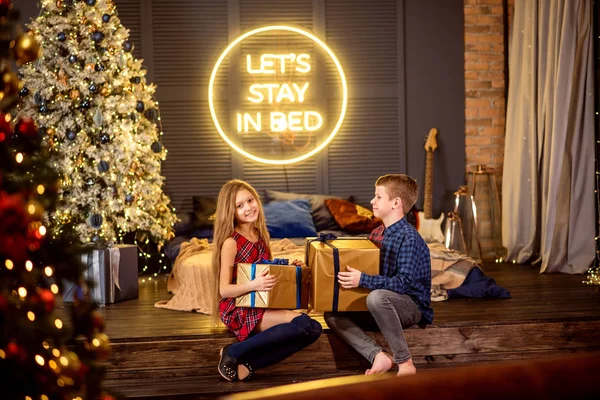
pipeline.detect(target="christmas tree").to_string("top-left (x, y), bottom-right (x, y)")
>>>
top-left (1, 1), bottom-right (116, 399)
top-left (18, 0), bottom-right (177, 249)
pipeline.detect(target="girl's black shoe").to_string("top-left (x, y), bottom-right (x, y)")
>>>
top-left (218, 345), bottom-right (238, 381)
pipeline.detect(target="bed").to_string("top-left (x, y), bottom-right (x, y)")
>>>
top-left (156, 190), bottom-right (493, 314)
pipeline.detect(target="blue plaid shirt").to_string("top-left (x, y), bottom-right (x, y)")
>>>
top-left (359, 217), bottom-right (433, 325)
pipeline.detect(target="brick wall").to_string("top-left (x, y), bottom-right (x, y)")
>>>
top-left (463, 0), bottom-right (514, 259)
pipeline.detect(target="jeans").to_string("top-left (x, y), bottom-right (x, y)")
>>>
top-left (324, 289), bottom-right (421, 364)
top-left (227, 313), bottom-right (322, 371)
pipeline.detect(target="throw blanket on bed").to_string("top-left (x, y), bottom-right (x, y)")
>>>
top-left (155, 239), bottom-right (478, 314)
top-left (155, 238), bottom-right (214, 313)
top-left (428, 242), bottom-right (479, 301)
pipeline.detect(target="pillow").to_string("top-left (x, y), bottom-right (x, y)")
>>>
top-left (263, 199), bottom-right (317, 238)
top-left (264, 189), bottom-right (351, 231)
top-left (191, 196), bottom-right (217, 228)
top-left (324, 198), bottom-right (383, 234)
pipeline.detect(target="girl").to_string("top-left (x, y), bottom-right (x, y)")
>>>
top-left (211, 179), bottom-right (322, 381)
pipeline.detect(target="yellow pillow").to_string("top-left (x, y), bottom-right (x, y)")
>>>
top-left (324, 199), bottom-right (382, 234)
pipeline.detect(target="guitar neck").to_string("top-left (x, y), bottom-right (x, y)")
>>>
top-left (423, 151), bottom-right (434, 219)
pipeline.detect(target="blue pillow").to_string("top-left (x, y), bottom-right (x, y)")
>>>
top-left (263, 199), bottom-right (317, 238)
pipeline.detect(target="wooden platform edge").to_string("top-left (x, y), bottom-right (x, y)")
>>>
top-left (104, 319), bottom-right (600, 384)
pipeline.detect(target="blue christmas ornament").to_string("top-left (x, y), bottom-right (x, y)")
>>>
top-left (151, 141), bottom-right (163, 153)
top-left (123, 40), bottom-right (133, 52)
top-left (98, 160), bottom-right (109, 172)
top-left (87, 213), bottom-right (103, 229)
top-left (92, 31), bottom-right (104, 43)
top-left (66, 130), bottom-right (77, 141)
top-left (135, 101), bottom-right (145, 113)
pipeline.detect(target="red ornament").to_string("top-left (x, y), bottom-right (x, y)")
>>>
top-left (6, 341), bottom-right (19, 357)
top-left (78, 362), bottom-right (90, 380)
top-left (0, 192), bottom-right (30, 263)
top-left (0, 0), bottom-right (11, 18)
top-left (28, 292), bottom-right (41, 308)
top-left (37, 288), bottom-right (55, 313)
top-left (90, 310), bottom-right (105, 332)
top-left (0, 113), bottom-right (12, 142)
top-left (15, 118), bottom-right (37, 139)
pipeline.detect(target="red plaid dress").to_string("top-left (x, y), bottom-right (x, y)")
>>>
top-left (218, 231), bottom-right (269, 341)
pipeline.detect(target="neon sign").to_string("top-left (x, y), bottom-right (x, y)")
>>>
top-left (208, 25), bottom-right (348, 165)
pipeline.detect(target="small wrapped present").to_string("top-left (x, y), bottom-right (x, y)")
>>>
top-left (236, 259), bottom-right (310, 309)
top-left (63, 244), bottom-right (139, 306)
top-left (306, 234), bottom-right (380, 312)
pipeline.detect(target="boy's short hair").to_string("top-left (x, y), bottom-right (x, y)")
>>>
top-left (376, 174), bottom-right (419, 215)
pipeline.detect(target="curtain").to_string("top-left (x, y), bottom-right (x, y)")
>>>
top-left (502, 0), bottom-right (595, 273)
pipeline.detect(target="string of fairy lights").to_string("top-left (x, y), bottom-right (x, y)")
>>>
top-left (585, 0), bottom-right (600, 286)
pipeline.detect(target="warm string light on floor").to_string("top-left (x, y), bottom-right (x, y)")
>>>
top-left (136, 239), bottom-right (169, 284)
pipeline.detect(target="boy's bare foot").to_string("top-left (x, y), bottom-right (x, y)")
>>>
top-left (365, 351), bottom-right (395, 375)
top-left (396, 358), bottom-right (417, 377)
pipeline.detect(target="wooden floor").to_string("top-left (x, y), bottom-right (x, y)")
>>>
top-left (89, 262), bottom-right (600, 399)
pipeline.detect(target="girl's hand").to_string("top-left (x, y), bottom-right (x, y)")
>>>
top-left (253, 268), bottom-right (277, 291)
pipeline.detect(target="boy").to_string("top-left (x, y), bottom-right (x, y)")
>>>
top-left (324, 174), bottom-right (433, 376)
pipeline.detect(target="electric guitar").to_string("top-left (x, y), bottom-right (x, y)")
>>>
top-left (417, 128), bottom-right (444, 243)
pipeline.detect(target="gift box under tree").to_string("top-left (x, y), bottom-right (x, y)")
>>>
top-left (63, 244), bottom-right (139, 306)
top-left (306, 235), bottom-right (380, 312)
top-left (236, 259), bottom-right (310, 309)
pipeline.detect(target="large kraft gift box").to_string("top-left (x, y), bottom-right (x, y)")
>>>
top-left (236, 262), bottom-right (310, 309)
top-left (63, 244), bottom-right (139, 306)
top-left (306, 236), bottom-right (380, 312)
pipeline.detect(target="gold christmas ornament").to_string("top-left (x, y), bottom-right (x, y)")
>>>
top-left (100, 86), bottom-right (110, 96)
top-left (56, 0), bottom-right (63, 7)
top-left (69, 89), bottom-right (80, 100)
top-left (48, 139), bottom-right (55, 150)
top-left (130, 162), bottom-right (138, 171)
top-left (157, 204), bottom-right (168, 214)
top-left (12, 32), bottom-right (41, 65)
top-left (46, 127), bottom-right (56, 137)
top-left (27, 200), bottom-right (45, 220)
top-left (58, 70), bottom-right (67, 86)
top-left (90, 333), bottom-right (111, 360)
top-left (85, 63), bottom-right (95, 72)
top-left (2, 72), bottom-right (21, 96)
top-left (58, 350), bottom-right (81, 378)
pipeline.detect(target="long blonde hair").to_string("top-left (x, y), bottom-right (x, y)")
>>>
top-left (210, 180), bottom-right (271, 324)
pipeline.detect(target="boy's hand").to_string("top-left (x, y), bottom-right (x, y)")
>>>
top-left (291, 259), bottom-right (305, 267)
top-left (338, 266), bottom-right (361, 289)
